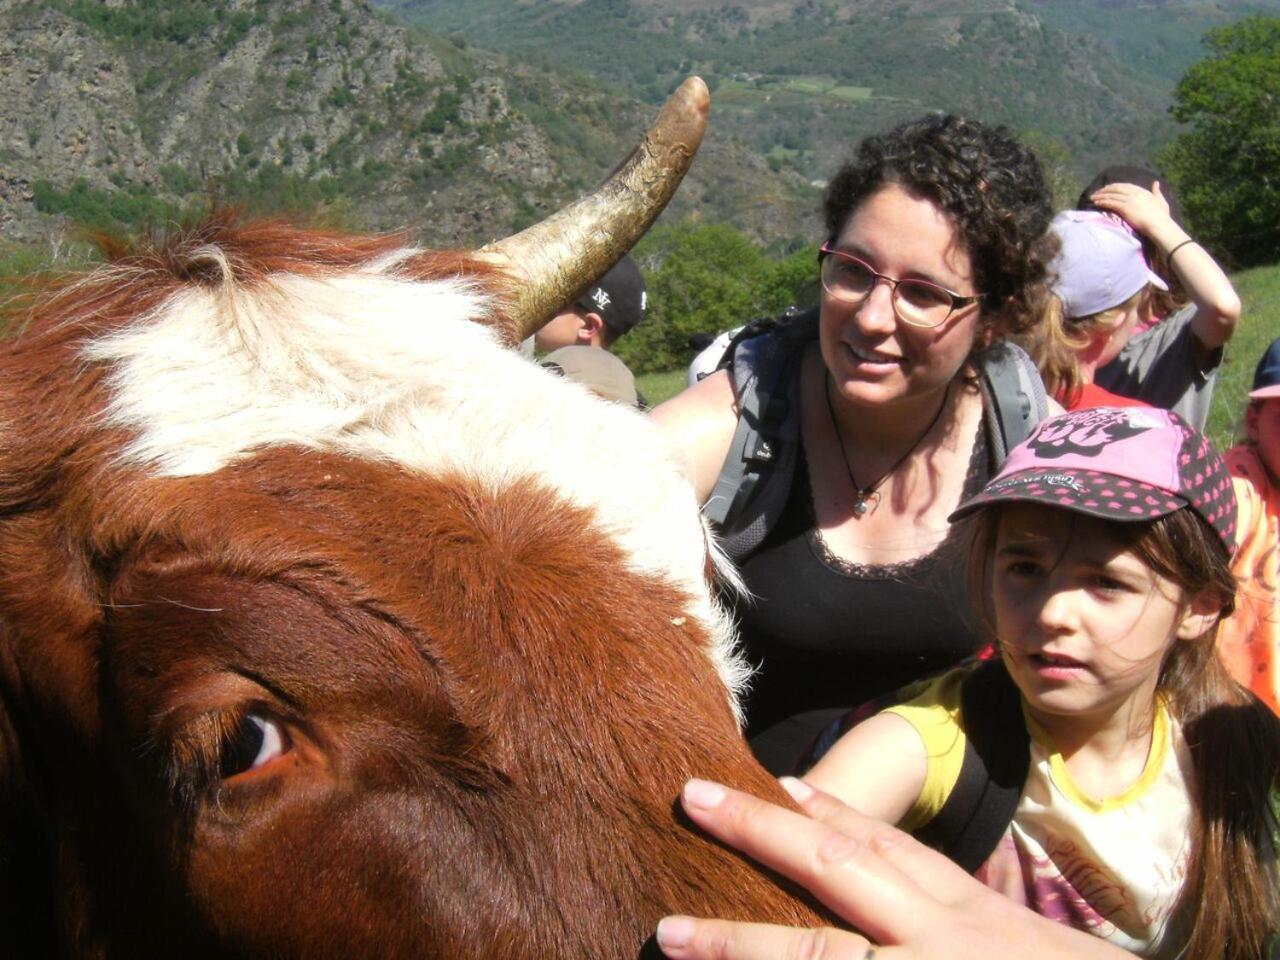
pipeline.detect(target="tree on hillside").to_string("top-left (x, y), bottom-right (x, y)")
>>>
top-left (1158, 15), bottom-right (1280, 267)
top-left (613, 223), bottom-right (817, 375)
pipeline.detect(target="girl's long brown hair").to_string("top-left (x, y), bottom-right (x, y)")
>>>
top-left (968, 505), bottom-right (1280, 960)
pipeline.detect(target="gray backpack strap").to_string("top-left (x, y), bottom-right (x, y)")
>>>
top-left (705, 311), bottom-right (814, 561)
top-left (978, 340), bottom-right (1047, 465)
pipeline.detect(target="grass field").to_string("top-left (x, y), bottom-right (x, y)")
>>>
top-left (769, 76), bottom-right (874, 100)
top-left (0, 238), bottom-right (99, 304)
top-left (637, 368), bottom-right (690, 408)
top-left (639, 261), bottom-right (1280, 453)
top-left (828, 85), bottom-right (874, 102)
top-left (715, 74), bottom-right (875, 105)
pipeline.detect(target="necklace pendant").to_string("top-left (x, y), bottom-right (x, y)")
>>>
top-left (852, 491), bottom-right (879, 517)
top-left (853, 498), bottom-right (869, 516)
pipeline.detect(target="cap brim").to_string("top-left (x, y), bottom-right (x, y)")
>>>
top-left (948, 468), bottom-right (1188, 527)
top-left (1146, 269), bottom-right (1169, 292)
top-left (1249, 384), bottom-right (1280, 400)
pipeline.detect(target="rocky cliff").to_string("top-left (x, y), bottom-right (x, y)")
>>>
top-left (0, 0), bottom-right (817, 246)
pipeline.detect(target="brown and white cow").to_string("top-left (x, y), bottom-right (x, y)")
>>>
top-left (0, 80), bottom-right (826, 957)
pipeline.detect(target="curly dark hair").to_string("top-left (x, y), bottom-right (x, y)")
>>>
top-left (823, 113), bottom-right (1056, 340)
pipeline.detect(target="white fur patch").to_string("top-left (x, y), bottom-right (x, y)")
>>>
top-left (81, 254), bottom-right (749, 718)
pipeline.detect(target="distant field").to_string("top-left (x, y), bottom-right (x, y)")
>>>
top-left (779, 77), bottom-right (827, 95)
top-left (0, 239), bottom-right (98, 308)
top-left (829, 85), bottom-right (874, 101)
top-left (717, 74), bottom-right (875, 104)
top-left (639, 261), bottom-right (1280, 452)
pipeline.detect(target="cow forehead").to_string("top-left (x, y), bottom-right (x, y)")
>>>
top-left (79, 258), bottom-right (748, 712)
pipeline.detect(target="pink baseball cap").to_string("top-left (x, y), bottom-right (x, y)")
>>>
top-left (951, 407), bottom-right (1237, 555)
top-left (1049, 210), bottom-right (1168, 319)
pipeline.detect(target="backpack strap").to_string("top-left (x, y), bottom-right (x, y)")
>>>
top-left (704, 309), bottom-right (815, 561)
top-left (977, 340), bottom-right (1047, 464)
top-left (713, 316), bottom-right (782, 376)
top-left (912, 658), bottom-right (1030, 874)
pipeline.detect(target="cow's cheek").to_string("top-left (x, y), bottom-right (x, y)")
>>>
top-left (181, 787), bottom-right (476, 959)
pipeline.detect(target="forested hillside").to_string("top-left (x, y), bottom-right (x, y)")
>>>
top-left (9, 0), bottom-right (1279, 249)
top-left (381, 0), bottom-right (1280, 183)
top-left (0, 0), bottom-right (816, 246)
top-left (1030, 0), bottom-right (1280, 86)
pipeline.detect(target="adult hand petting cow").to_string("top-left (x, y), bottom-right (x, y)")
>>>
top-left (658, 779), bottom-right (1137, 960)
top-left (0, 79), bottom-right (839, 959)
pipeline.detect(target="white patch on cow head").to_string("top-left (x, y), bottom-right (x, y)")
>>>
top-left (80, 252), bottom-right (749, 718)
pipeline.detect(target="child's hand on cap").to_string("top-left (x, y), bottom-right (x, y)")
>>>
top-left (1090, 182), bottom-right (1175, 241)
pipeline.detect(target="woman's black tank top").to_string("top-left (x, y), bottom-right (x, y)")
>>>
top-left (735, 424), bottom-right (992, 774)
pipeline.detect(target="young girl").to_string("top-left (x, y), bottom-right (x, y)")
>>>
top-left (1084, 174), bottom-right (1241, 431)
top-left (1027, 210), bottom-right (1165, 410)
top-left (1025, 185), bottom-right (1240, 420)
top-left (1077, 166), bottom-right (1190, 333)
top-left (806, 406), bottom-right (1280, 959)
top-left (1217, 335), bottom-right (1280, 714)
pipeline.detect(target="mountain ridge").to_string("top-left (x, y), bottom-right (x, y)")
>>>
top-left (379, 0), bottom-right (1280, 183)
top-left (0, 0), bottom-right (818, 247)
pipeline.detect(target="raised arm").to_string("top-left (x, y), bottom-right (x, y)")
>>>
top-left (1090, 182), bottom-right (1240, 351)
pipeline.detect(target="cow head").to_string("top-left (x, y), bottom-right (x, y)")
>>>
top-left (0, 79), bottom-right (824, 958)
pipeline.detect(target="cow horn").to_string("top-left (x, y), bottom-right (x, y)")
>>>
top-left (479, 76), bottom-right (709, 345)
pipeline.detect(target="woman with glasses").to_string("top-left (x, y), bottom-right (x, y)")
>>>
top-left (652, 113), bottom-right (1056, 775)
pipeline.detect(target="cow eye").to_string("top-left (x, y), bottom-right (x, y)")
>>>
top-left (220, 713), bottom-right (290, 779)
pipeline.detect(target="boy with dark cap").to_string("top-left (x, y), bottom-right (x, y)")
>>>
top-left (533, 253), bottom-right (649, 407)
top-left (534, 254), bottom-right (647, 352)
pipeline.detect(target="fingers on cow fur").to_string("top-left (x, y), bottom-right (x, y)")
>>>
top-left (781, 780), bottom-right (915, 860)
top-left (678, 780), bottom-right (941, 944)
top-left (655, 915), bottom-right (875, 960)
top-left (782, 780), bottom-right (985, 911)
top-left (680, 777), bottom-right (868, 884)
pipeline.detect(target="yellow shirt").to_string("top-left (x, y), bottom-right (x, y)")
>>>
top-left (887, 668), bottom-right (1194, 958)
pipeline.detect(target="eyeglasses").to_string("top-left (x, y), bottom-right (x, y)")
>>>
top-left (817, 245), bottom-right (984, 328)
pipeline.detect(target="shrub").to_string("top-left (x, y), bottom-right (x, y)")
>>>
top-left (613, 222), bottom-right (817, 374)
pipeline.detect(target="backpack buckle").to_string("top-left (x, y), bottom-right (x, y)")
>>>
top-left (749, 437), bottom-right (775, 463)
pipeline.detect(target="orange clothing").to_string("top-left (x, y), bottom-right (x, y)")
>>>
top-left (1218, 445), bottom-right (1280, 713)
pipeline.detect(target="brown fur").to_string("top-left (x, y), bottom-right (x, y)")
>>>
top-left (0, 219), bottom-right (825, 958)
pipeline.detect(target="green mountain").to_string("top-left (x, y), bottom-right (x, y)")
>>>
top-left (0, 0), bottom-right (817, 247)
top-left (1030, 0), bottom-right (1280, 87)
top-left (376, 0), bottom-right (1279, 184)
